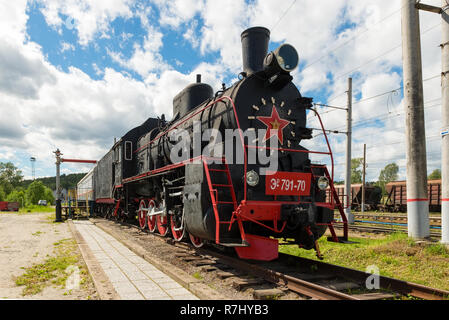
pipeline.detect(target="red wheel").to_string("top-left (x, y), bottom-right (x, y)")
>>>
top-left (170, 215), bottom-right (185, 241)
top-left (189, 233), bottom-right (204, 248)
top-left (157, 214), bottom-right (170, 236)
top-left (138, 200), bottom-right (147, 229)
top-left (147, 200), bottom-right (157, 233)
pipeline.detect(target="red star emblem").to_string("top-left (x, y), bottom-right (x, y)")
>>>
top-left (256, 106), bottom-right (290, 144)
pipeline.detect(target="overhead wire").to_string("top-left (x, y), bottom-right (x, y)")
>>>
top-left (302, 4), bottom-right (405, 71)
top-left (271, 0), bottom-right (297, 31)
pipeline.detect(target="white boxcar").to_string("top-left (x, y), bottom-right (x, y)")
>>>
top-left (77, 168), bottom-right (94, 202)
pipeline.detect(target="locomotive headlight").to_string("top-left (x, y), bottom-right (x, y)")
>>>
top-left (246, 170), bottom-right (259, 187)
top-left (317, 176), bottom-right (329, 190)
top-left (264, 44), bottom-right (299, 74)
top-left (274, 44), bottom-right (299, 72)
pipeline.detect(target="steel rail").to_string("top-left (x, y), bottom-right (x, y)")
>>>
top-left (277, 252), bottom-right (449, 300)
top-left (98, 218), bottom-right (357, 300)
top-left (333, 223), bottom-right (441, 238)
top-left (94, 217), bottom-right (449, 300)
top-left (193, 247), bottom-right (359, 300)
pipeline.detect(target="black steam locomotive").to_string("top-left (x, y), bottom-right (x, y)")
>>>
top-left (80, 27), bottom-right (346, 261)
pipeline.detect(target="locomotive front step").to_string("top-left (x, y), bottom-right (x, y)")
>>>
top-left (218, 239), bottom-right (250, 247)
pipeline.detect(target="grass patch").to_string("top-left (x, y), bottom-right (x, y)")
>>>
top-left (279, 232), bottom-right (449, 291)
top-left (19, 205), bottom-right (55, 214)
top-left (42, 213), bottom-right (63, 224)
top-left (192, 272), bottom-right (203, 280)
top-left (32, 231), bottom-right (43, 236)
top-left (14, 239), bottom-right (89, 296)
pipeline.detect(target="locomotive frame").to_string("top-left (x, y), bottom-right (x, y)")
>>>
top-left (78, 27), bottom-right (349, 261)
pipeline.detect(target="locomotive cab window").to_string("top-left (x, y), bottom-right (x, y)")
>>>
top-left (124, 141), bottom-right (132, 161)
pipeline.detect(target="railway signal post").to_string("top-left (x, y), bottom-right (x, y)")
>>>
top-left (401, 0), bottom-right (430, 238)
top-left (53, 149), bottom-right (97, 221)
top-left (54, 149), bottom-right (63, 222)
top-left (441, 0), bottom-right (449, 244)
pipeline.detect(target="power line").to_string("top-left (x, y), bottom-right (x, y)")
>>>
top-left (271, 0), bottom-right (297, 31)
top-left (331, 22), bottom-right (440, 82)
top-left (338, 99), bottom-right (441, 131)
top-left (332, 150), bottom-right (442, 167)
top-left (314, 74), bottom-right (441, 132)
top-left (352, 74), bottom-right (440, 106)
top-left (302, 4), bottom-right (404, 71)
top-left (311, 100), bottom-right (441, 138)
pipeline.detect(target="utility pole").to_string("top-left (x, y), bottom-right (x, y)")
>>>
top-left (362, 144), bottom-right (366, 214)
top-left (401, 0), bottom-right (430, 238)
top-left (441, 0), bottom-right (449, 244)
top-left (54, 149), bottom-right (62, 222)
top-left (345, 77), bottom-right (354, 224)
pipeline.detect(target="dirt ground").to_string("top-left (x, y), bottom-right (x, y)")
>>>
top-left (0, 212), bottom-right (98, 300)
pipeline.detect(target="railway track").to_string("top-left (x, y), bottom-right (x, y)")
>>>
top-left (335, 214), bottom-right (441, 225)
top-left (333, 213), bottom-right (442, 237)
top-left (92, 216), bottom-right (449, 300)
top-left (334, 223), bottom-right (441, 238)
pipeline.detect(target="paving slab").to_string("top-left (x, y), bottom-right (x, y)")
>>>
top-left (72, 220), bottom-right (199, 300)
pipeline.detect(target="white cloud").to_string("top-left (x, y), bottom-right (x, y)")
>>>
top-left (36, 0), bottom-right (135, 46)
top-left (0, 0), bottom-right (445, 182)
top-left (60, 41), bottom-right (75, 52)
top-left (152, 0), bottom-right (204, 28)
top-left (108, 25), bottom-right (169, 78)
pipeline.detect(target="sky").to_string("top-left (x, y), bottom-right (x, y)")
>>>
top-left (0, 0), bottom-right (445, 182)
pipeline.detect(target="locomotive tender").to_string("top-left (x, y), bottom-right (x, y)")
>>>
top-left (78, 27), bottom-right (346, 261)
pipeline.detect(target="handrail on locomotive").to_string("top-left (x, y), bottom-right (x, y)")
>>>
top-left (130, 94), bottom-right (347, 238)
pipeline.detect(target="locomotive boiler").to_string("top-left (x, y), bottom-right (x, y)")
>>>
top-left (82, 27), bottom-right (346, 261)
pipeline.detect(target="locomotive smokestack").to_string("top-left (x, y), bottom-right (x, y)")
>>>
top-left (196, 74), bottom-right (201, 83)
top-left (241, 27), bottom-right (270, 76)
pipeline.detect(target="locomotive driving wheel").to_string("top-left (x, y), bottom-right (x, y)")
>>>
top-left (157, 214), bottom-right (170, 236)
top-left (138, 200), bottom-right (147, 229)
top-left (189, 233), bottom-right (204, 248)
top-left (147, 200), bottom-right (157, 233)
top-left (170, 213), bottom-right (185, 241)
top-left (155, 200), bottom-right (170, 236)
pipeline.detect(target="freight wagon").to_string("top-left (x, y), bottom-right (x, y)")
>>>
top-left (0, 201), bottom-right (19, 212)
top-left (382, 179), bottom-right (442, 212)
top-left (325, 184), bottom-right (382, 211)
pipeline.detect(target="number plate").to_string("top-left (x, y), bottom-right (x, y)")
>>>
top-left (265, 171), bottom-right (312, 196)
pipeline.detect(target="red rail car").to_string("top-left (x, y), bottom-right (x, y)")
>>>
top-left (0, 201), bottom-right (19, 212)
top-left (383, 179), bottom-right (441, 212)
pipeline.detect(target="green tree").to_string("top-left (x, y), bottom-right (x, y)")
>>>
top-left (0, 162), bottom-right (23, 195)
top-left (351, 158), bottom-right (363, 183)
top-left (0, 185), bottom-right (6, 201)
top-left (43, 187), bottom-right (55, 205)
top-left (26, 181), bottom-right (46, 205)
top-left (6, 189), bottom-right (26, 207)
top-left (428, 169), bottom-right (441, 180)
top-left (378, 163), bottom-right (399, 195)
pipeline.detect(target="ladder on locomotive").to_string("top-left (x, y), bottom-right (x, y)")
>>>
top-left (311, 164), bottom-right (349, 242)
top-left (202, 158), bottom-right (248, 247)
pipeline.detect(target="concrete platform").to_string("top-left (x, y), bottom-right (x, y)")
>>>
top-left (72, 220), bottom-right (199, 300)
